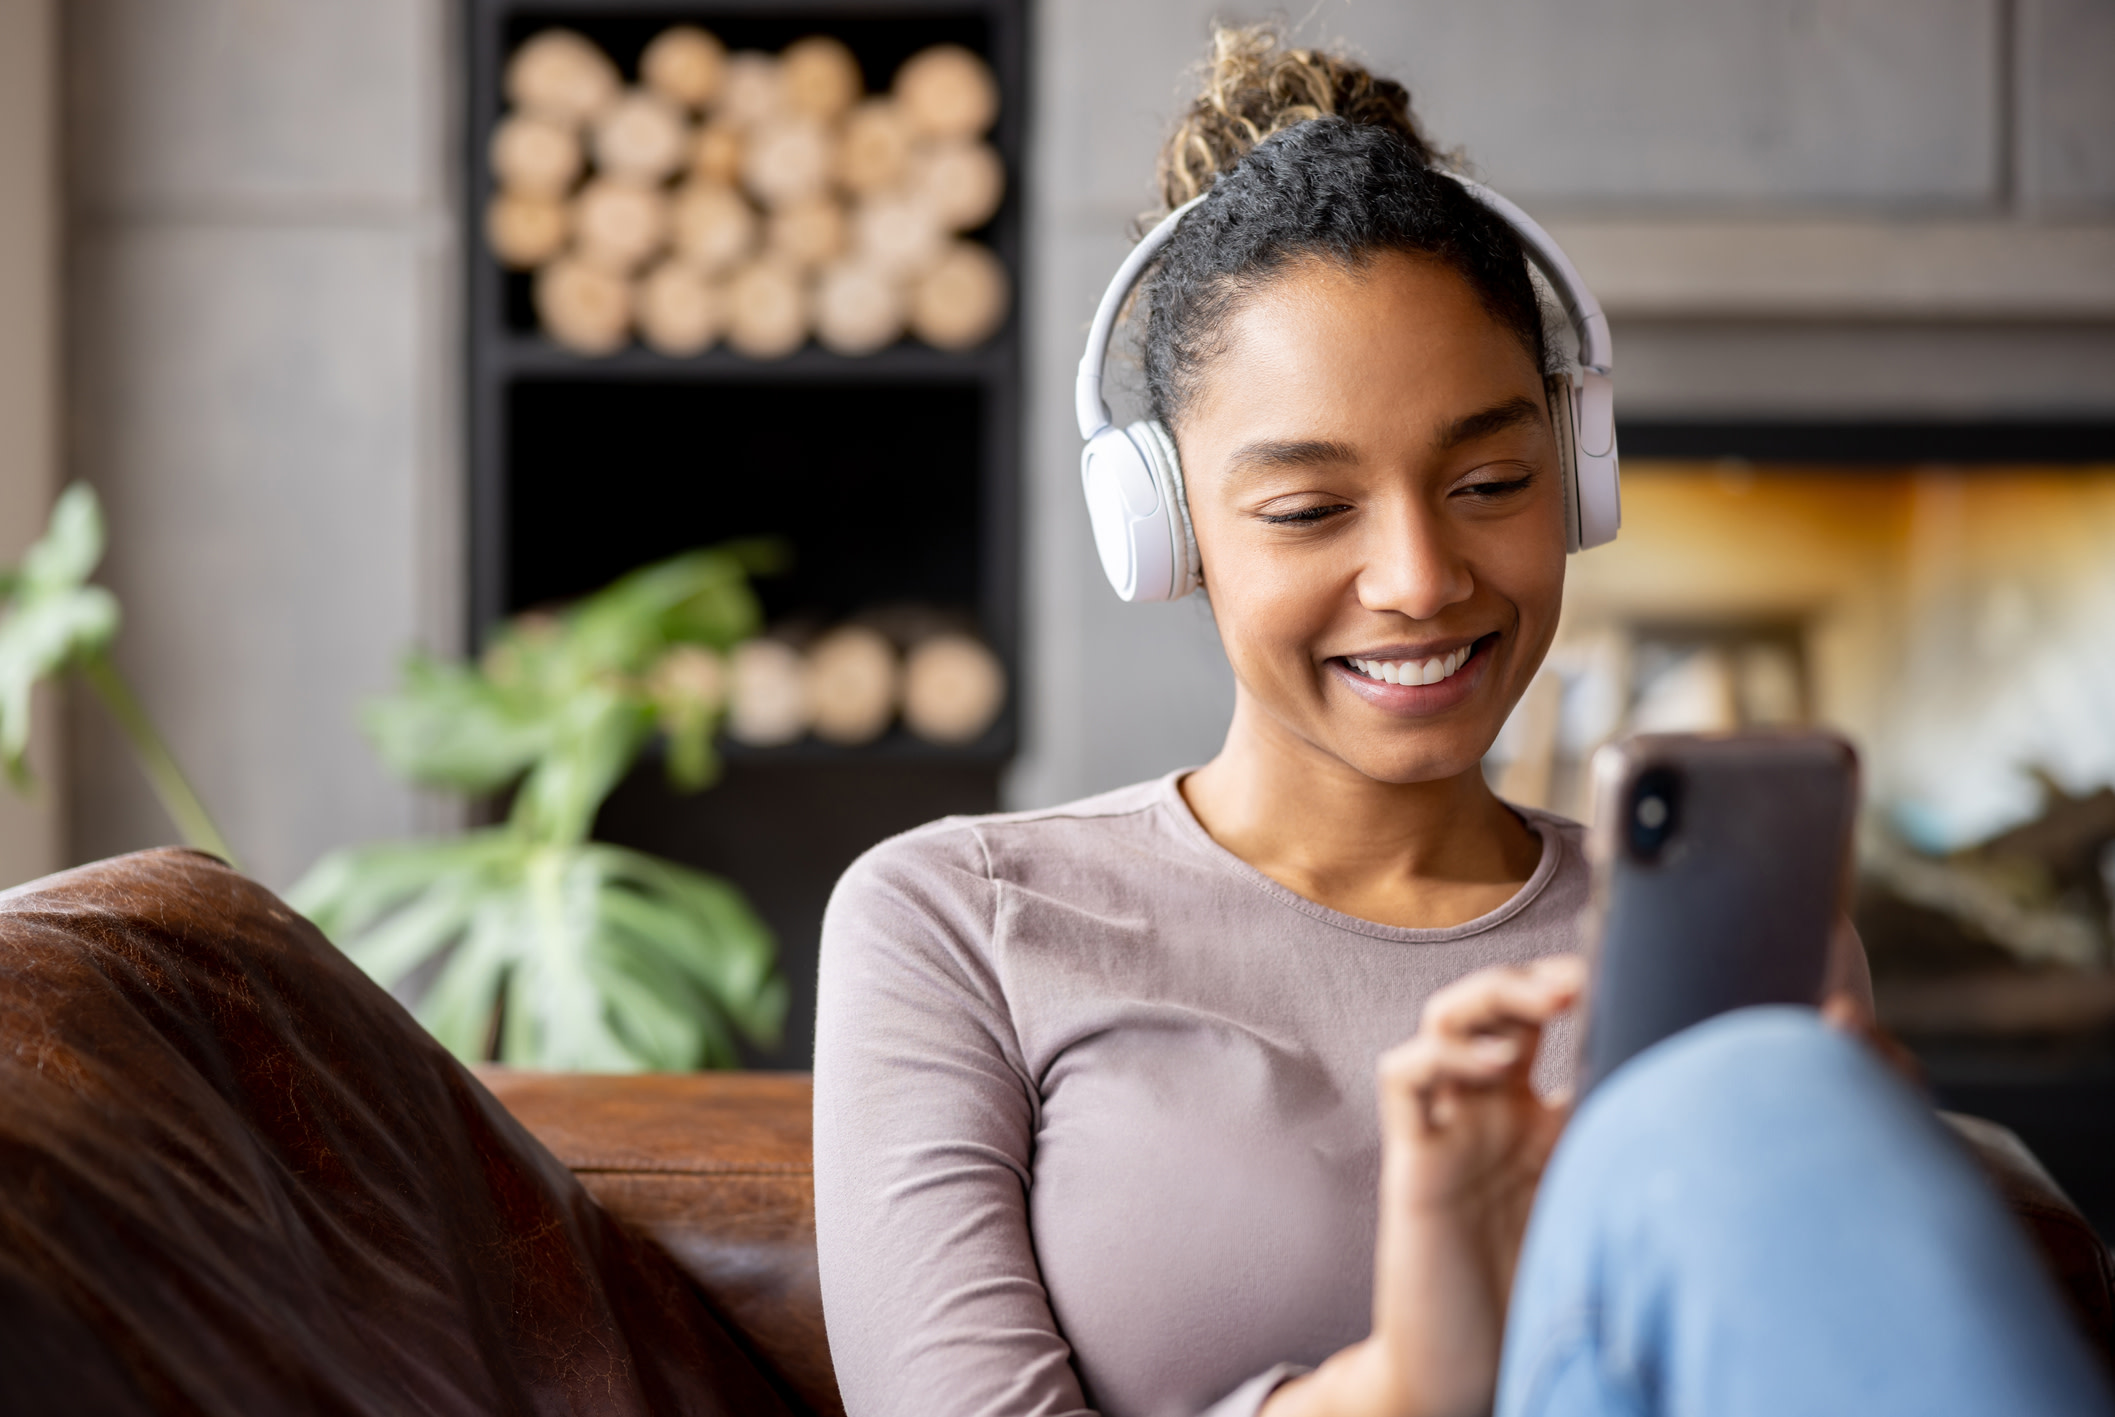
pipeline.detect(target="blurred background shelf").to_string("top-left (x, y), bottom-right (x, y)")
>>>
top-left (469, 0), bottom-right (1026, 1065)
top-left (489, 332), bottom-right (1015, 382)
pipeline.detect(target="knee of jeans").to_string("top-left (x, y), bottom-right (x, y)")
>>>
top-left (1559, 1005), bottom-right (1908, 1185)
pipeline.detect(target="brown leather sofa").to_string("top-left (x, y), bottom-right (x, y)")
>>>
top-left (0, 849), bottom-right (2107, 1415)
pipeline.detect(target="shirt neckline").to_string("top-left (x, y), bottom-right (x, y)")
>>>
top-left (1153, 770), bottom-right (1571, 944)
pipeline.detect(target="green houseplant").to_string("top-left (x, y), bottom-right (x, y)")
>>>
top-left (0, 483), bottom-right (234, 863)
top-left (288, 544), bottom-right (789, 1072)
top-left (0, 483), bottom-right (784, 1073)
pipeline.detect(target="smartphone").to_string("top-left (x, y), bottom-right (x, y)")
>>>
top-left (1577, 731), bottom-right (1858, 1097)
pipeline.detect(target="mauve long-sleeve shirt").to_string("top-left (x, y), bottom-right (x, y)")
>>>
top-left (812, 773), bottom-right (1590, 1417)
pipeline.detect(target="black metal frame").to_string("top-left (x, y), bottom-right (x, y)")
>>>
top-left (1617, 419), bottom-right (2115, 465)
top-left (463, 0), bottom-right (1029, 1066)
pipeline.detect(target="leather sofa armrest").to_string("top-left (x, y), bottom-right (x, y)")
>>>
top-left (480, 1069), bottom-right (842, 1417)
top-left (1944, 1110), bottom-right (2115, 1364)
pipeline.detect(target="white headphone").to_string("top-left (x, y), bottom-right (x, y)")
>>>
top-left (1076, 174), bottom-right (1621, 603)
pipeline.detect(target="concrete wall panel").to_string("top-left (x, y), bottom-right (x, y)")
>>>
top-left (67, 0), bottom-right (440, 213)
top-left (2019, 0), bottom-right (2115, 213)
top-left (66, 225), bottom-right (449, 887)
top-left (63, 0), bottom-right (457, 888)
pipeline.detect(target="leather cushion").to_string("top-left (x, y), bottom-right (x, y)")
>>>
top-left (479, 1070), bottom-right (842, 1417)
top-left (0, 847), bottom-right (801, 1416)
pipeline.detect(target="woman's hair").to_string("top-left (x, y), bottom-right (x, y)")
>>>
top-left (1142, 25), bottom-right (1550, 428)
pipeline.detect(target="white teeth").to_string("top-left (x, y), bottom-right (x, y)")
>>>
top-left (1346, 644), bottom-right (1475, 686)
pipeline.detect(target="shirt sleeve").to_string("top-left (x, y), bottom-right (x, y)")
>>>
top-left (812, 825), bottom-right (1094, 1417)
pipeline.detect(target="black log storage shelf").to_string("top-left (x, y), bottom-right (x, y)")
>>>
top-left (465, 0), bottom-right (1028, 1065)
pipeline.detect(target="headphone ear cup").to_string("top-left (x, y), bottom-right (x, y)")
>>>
top-left (1135, 419), bottom-right (1200, 595)
top-left (1080, 425), bottom-right (1184, 602)
top-left (1546, 375), bottom-right (1583, 555)
top-left (1571, 370), bottom-right (1621, 549)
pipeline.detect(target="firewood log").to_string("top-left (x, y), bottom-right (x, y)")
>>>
top-left (669, 181), bottom-right (758, 275)
top-left (806, 626), bottom-right (900, 745)
top-left (725, 259), bottom-right (810, 360)
top-left (853, 194), bottom-right (944, 278)
top-left (591, 90), bottom-right (690, 183)
top-left (573, 177), bottom-right (669, 273)
top-left (903, 634), bottom-right (1005, 743)
top-left (910, 138), bottom-right (1004, 231)
top-left (506, 29), bottom-right (620, 126)
top-left (766, 195), bottom-right (849, 269)
top-left (836, 98), bottom-right (913, 195)
top-left (534, 257), bottom-right (632, 355)
top-left (485, 192), bottom-right (570, 268)
top-left (489, 114), bottom-right (582, 196)
top-left (781, 36), bottom-right (863, 121)
top-left (727, 639), bottom-right (811, 745)
top-left (893, 45), bottom-right (998, 140)
top-left (814, 260), bottom-right (903, 356)
top-left (640, 25), bottom-right (726, 111)
top-left (719, 51), bottom-right (786, 128)
top-left (637, 259), bottom-right (723, 356)
top-left (690, 120), bottom-right (744, 186)
top-left (910, 241), bottom-right (1008, 349)
top-left (742, 118), bottom-right (835, 208)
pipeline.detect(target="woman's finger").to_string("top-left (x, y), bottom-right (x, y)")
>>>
top-left (1418, 955), bottom-right (1585, 1043)
top-left (1380, 1026), bottom-right (1543, 1133)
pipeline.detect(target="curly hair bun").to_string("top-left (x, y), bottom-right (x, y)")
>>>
top-left (1158, 24), bottom-right (1435, 209)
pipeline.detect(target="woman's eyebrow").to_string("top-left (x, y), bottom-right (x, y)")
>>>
top-left (1222, 437), bottom-right (1361, 480)
top-left (1434, 396), bottom-right (1544, 451)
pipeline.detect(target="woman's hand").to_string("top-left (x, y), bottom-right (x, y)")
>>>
top-left (1261, 955), bottom-right (1585, 1417)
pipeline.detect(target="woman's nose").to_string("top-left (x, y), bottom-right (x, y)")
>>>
top-left (1354, 504), bottom-right (1473, 621)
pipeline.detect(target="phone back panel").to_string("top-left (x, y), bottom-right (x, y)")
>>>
top-left (1580, 732), bottom-right (1857, 1095)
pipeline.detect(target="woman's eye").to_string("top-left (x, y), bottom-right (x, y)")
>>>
top-left (1257, 503), bottom-right (1350, 526)
top-left (1455, 474), bottom-right (1535, 501)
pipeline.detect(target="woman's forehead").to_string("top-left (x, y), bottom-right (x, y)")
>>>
top-left (1186, 254), bottom-right (1547, 449)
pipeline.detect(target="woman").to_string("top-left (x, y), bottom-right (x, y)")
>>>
top-left (814, 28), bottom-right (2108, 1417)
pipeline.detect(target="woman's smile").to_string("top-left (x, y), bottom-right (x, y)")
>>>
top-left (1330, 632), bottom-right (1498, 715)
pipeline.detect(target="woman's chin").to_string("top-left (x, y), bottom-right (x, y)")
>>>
top-left (1324, 734), bottom-right (1494, 789)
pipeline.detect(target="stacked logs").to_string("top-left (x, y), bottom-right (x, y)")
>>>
top-left (487, 27), bottom-right (1009, 359)
top-left (722, 614), bottom-right (1007, 748)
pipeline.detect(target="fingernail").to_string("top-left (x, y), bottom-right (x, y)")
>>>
top-left (1473, 1036), bottom-right (1519, 1064)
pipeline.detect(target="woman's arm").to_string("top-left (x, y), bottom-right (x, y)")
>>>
top-left (1261, 957), bottom-right (1585, 1417)
top-left (812, 832), bottom-right (1094, 1417)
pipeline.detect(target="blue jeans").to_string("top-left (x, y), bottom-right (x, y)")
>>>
top-left (1498, 1008), bottom-right (2113, 1417)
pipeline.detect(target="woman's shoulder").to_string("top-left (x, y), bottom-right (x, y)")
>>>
top-left (833, 774), bottom-right (1190, 902)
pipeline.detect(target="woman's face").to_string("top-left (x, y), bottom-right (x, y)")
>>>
top-left (1175, 251), bottom-right (1567, 785)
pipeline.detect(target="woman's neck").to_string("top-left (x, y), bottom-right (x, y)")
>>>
top-left (1180, 693), bottom-right (1544, 930)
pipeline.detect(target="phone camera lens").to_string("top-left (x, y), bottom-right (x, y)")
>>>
top-left (1627, 767), bottom-right (1682, 863)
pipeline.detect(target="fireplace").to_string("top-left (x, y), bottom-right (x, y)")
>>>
top-left (1485, 425), bottom-right (2115, 1233)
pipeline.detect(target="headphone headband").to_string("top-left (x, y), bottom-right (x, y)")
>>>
top-left (1075, 196), bottom-right (1205, 439)
top-left (1074, 174), bottom-right (1613, 437)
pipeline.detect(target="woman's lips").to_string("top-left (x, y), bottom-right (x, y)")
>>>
top-left (1330, 634), bottom-right (1495, 715)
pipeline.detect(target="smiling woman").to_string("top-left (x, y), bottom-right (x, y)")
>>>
top-left (811, 29), bottom-right (1606, 1417)
top-left (803, 23), bottom-right (1921, 1417)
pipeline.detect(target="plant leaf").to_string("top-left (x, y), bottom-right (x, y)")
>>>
top-left (362, 653), bottom-right (552, 793)
top-left (21, 484), bottom-right (107, 594)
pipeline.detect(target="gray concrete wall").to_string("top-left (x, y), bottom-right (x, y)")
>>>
top-left (63, 0), bottom-right (460, 889)
top-left (1007, 0), bottom-right (2115, 809)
